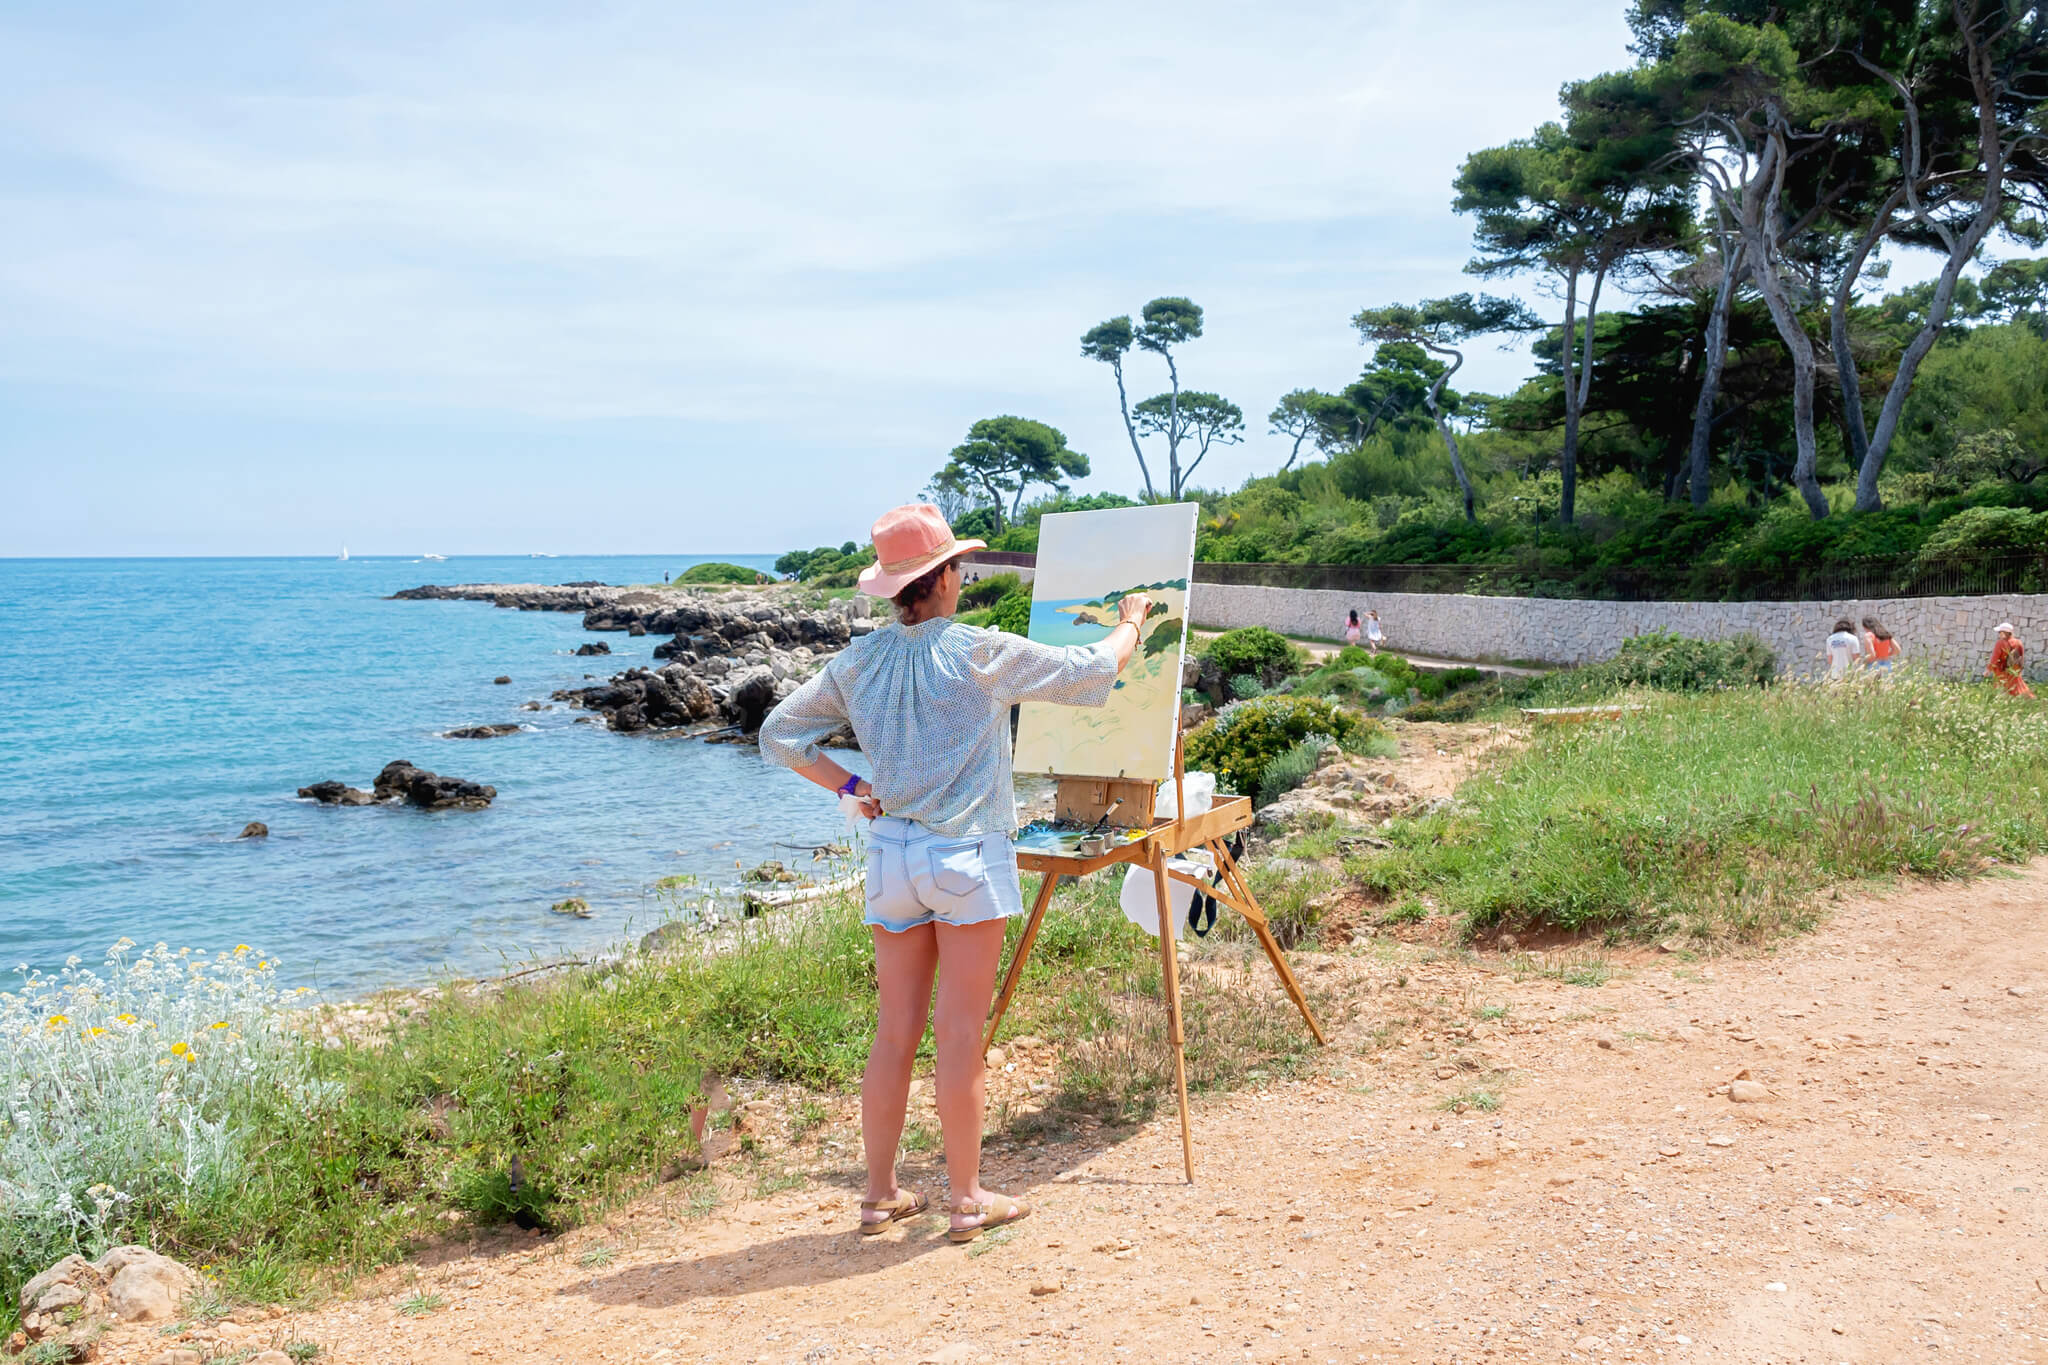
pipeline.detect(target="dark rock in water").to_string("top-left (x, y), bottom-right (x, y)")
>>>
top-left (575, 641), bottom-right (611, 656)
top-left (444, 723), bottom-right (522, 739)
top-left (742, 860), bottom-right (800, 884)
top-left (560, 580), bottom-right (605, 588)
top-left (298, 781), bottom-right (376, 806)
top-left (723, 666), bottom-right (780, 734)
top-left (627, 622), bottom-right (646, 637)
top-left (238, 822), bottom-right (269, 839)
top-left (519, 700), bottom-right (546, 711)
top-left (550, 897), bottom-right (592, 917)
top-left (493, 675), bottom-right (513, 685)
top-left (372, 760), bottom-right (496, 811)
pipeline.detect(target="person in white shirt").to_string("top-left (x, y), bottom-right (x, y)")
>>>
top-left (1823, 617), bottom-right (1862, 680)
top-left (1365, 610), bottom-right (1385, 656)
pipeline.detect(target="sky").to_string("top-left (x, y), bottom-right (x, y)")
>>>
top-left (0, 0), bottom-right (1653, 557)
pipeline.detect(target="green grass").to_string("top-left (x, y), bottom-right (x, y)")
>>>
top-left (1438, 1087), bottom-right (1503, 1113)
top-left (397, 1291), bottom-right (444, 1318)
top-left (1353, 673), bottom-right (2048, 941)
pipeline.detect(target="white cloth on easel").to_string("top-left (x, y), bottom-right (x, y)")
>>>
top-left (1120, 849), bottom-right (1216, 938)
top-left (1152, 770), bottom-right (1216, 821)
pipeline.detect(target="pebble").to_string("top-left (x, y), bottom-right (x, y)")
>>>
top-left (1576, 1336), bottom-right (1607, 1350)
top-left (145, 1353), bottom-right (202, 1365)
top-left (1729, 1080), bottom-right (1771, 1103)
top-left (248, 1354), bottom-right (294, 1365)
top-left (985, 1047), bottom-right (1007, 1068)
top-left (1765, 1282), bottom-right (1787, 1292)
top-left (1706, 1134), bottom-right (1735, 1147)
top-left (1029, 1281), bottom-right (1062, 1297)
top-left (2010, 985), bottom-right (2030, 997)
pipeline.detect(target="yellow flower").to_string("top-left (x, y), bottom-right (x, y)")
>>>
top-left (85, 1027), bottom-right (107, 1038)
top-left (116, 1014), bottom-right (137, 1025)
top-left (184, 1052), bottom-right (198, 1064)
top-left (235, 945), bottom-right (251, 955)
top-left (170, 1041), bottom-right (189, 1055)
top-left (45, 1014), bottom-right (69, 1029)
top-left (210, 1021), bottom-right (229, 1030)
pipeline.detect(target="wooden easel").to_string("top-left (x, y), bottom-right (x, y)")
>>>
top-left (985, 738), bottom-right (1327, 1183)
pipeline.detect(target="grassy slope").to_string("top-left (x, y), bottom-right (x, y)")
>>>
top-left (1356, 674), bottom-right (2048, 941)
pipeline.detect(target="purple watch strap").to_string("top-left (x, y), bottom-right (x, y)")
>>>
top-left (838, 774), bottom-right (862, 796)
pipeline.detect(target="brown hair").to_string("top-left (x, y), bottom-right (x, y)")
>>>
top-left (1862, 615), bottom-right (1892, 641)
top-left (893, 558), bottom-right (957, 622)
top-left (1833, 618), bottom-right (1855, 634)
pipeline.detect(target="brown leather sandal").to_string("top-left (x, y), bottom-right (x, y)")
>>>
top-left (948, 1192), bottom-right (1031, 1243)
top-left (858, 1188), bottom-right (930, 1235)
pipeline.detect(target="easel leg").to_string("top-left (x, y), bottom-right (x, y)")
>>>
top-left (1150, 847), bottom-right (1196, 1184)
top-left (1207, 840), bottom-right (1329, 1047)
top-left (984, 871), bottom-right (1059, 1056)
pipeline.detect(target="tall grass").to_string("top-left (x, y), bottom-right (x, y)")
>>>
top-left (3, 872), bottom-right (1326, 1331)
top-left (1354, 673), bottom-right (2048, 940)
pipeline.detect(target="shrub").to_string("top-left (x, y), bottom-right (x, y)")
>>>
top-left (1183, 694), bottom-right (1366, 797)
top-left (1915, 504), bottom-right (2048, 561)
top-left (1256, 735), bottom-right (1327, 807)
top-left (677, 562), bottom-right (767, 585)
top-left (1204, 627), bottom-right (1297, 688)
top-left (0, 943), bottom-right (323, 1301)
top-left (987, 589), bottom-right (1032, 635)
top-left (1229, 673), bottom-right (1267, 700)
top-left (1520, 631), bottom-right (1775, 707)
top-left (959, 571), bottom-right (1021, 610)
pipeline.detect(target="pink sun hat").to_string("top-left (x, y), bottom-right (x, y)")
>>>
top-left (856, 504), bottom-right (987, 598)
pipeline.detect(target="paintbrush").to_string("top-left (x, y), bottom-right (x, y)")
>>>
top-left (1086, 799), bottom-right (1124, 836)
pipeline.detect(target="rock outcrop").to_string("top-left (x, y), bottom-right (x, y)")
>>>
top-left (19, 1246), bottom-right (199, 1347)
top-left (298, 762), bottom-right (495, 810)
top-left (574, 641), bottom-right (611, 656)
top-left (401, 582), bottom-right (879, 741)
top-left (298, 781), bottom-right (376, 806)
top-left (238, 821), bottom-right (269, 839)
top-left (372, 760), bottom-right (496, 810)
top-left (443, 723), bottom-right (522, 739)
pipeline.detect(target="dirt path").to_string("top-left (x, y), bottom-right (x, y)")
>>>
top-left (117, 858), bottom-right (2048, 1365)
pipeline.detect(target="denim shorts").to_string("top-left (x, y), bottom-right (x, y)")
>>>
top-left (863, 816), bottom-right (1023, 933)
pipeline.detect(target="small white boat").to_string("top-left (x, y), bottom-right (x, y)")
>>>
top-left (338, 546), bottom-right (349, 561)
top-left (423, 553), bottom-right (447, 561)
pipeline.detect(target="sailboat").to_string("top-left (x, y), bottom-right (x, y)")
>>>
top-left (422, 552), bottom-right (447, 561)
top-left (338, 546), bottom-right (349, 561)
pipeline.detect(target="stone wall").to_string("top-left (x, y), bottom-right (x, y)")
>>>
top-left (1187, 583), bottom-right (2048, 679)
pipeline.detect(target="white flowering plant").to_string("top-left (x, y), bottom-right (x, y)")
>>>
top-left (0, 940), bottom-right (327, 1286)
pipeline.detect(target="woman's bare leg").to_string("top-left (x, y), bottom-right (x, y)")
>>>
top-left (930, 917), bottom-right (1009, 1227)
top-left (863, 923), bottom-right (937, 1222)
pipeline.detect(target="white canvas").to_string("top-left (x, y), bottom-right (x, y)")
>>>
top-left (1012, 502), bottom-right (1198, 781)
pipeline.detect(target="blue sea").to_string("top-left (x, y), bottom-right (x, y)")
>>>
top-left (0, 556), bottom-right (865, 997)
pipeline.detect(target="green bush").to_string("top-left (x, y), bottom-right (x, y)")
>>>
top-left (1229, 673), bottom-right (1267, 700)
top-left (1519, 631), bottom-right (1775, 707)
top-left (1256, 736), bottom-right (1327, 807)
top-left (678, 562), bottom-right (767, 585)
top-left (1204, 627), bottom-right (1298, 687)
top-left (959, 571), bottom-right (1021, 610)
top-left (987, 589), bottom-right (1032, 635)
top-left (1915, 504), bottom-right (2048, 561)
top-left (1184, 694), bottom-right (1368, 798)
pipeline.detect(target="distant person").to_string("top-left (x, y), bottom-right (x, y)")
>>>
top-left (760, 502), bottom-right (1153, 1242)
top-left (1861, 616), bottom-right (1898, 673)
top-left (1365, 610), bottom-right (1385, 656)
top-left (1343, 609), bottom-right (1362, 647)
top-left (1824, 618), bottom-right (1862, 680)
top-left (1989, 622), bottom-right (2035, 698)
top-left (663, 571), bottom-right (670, 583)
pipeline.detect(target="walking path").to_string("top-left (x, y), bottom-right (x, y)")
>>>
top-left (136, 860), bottom-right (2048, 1364)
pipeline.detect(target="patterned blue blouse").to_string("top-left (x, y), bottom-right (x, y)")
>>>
top-left (759, 616), bottom-right (1119, 836)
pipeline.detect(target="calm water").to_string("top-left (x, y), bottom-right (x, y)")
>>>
top-left (0, 556), bottom-right (864, 996)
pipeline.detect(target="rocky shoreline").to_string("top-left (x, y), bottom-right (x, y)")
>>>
top-left (394, 582), bottom-right (874, 740)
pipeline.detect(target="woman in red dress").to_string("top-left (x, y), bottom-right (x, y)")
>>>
top-left (1988, 623), bottom-right (2035, 698)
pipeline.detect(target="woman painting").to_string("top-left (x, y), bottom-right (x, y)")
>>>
top-left (760, 504), bottom-right (1153, 1242)
top-left (1989, 622), bottom-right (2035, 698)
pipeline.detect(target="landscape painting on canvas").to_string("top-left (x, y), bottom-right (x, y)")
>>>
top-left (1012, 502), bottom-right (1198, 782)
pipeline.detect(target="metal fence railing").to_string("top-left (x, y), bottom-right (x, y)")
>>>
top-left (1188, 554), bottom-right (2048, 603)
top-left (952, 552), bottom-right (2048, 601)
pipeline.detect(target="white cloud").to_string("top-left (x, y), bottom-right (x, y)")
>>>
top-left (0, 0), bottom-right (1640, 544)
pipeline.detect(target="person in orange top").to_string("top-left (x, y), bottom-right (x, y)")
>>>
top-left (1988, 622), bottom-right (2035, 697)
top-left (1861, 616), bottom-right (1899, 673)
